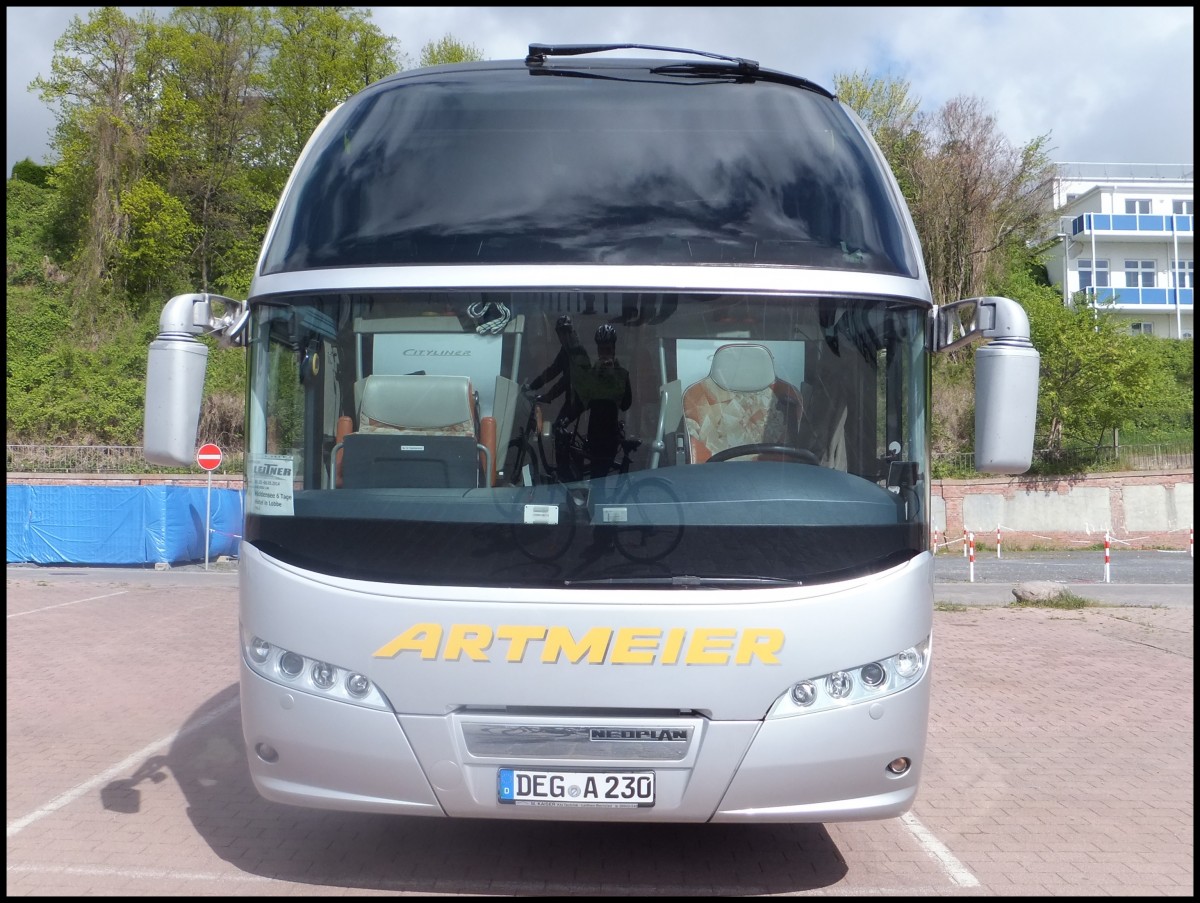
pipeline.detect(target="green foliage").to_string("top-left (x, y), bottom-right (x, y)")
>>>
top-left (832, 70), bottom-right (922, 197)
top-left (6, 180), bottom-right (55, 284)
top-left (114, 178), bottom-right (199, 308)
top-left (263, 7), bottom-right (404, 166)
top-left (10, 158), bottom-right (52, 187)
top-left (990, 243), bottom-right (1190, 464)
top-left (419, 34), bottom-right (485, 66)
top-left (1008, 589), bottom-right (1096, 610)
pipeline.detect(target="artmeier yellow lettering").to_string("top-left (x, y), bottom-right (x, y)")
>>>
top-left (661, 627), bottom-right (687, 664)
top-left (496, 625), bottom-right (548, 662)
top-left (542, 626), bottom-right (613, 663)
top-left (736, 628), bottom-right (785, 664)
top-left (444, 624), bottom-right (494, 661)
top-left (685, 628), bottom-right (737, 665)
top-left (373, 623), bottom-right (443, 659)
top-left (611, 628), bottom-right (662, 664)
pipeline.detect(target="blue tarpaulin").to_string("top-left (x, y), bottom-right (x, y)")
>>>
top-left (6, 484), bottom-right (243, 565)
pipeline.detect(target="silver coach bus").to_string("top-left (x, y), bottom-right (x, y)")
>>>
top-left (145, 44), bottom-right (1038, 822)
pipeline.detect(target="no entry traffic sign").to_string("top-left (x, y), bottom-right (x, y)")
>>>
top-left (196, 443), bottom-right (223, 472)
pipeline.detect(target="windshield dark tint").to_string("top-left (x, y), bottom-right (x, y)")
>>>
top-left (261, 66), bottom-right (917, 275)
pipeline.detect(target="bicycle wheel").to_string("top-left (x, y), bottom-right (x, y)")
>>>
top-left (612, 477), bottom-right (684, 563)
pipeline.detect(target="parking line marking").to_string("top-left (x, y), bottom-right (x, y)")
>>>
top-left (7, 590), bottom-right (127, 618)
top-left (4, 863), bottom-right (273, 885)
top-left (6, 697), bottom-right (239, 838)
top-left (900, 811), bottom-right (980, 887)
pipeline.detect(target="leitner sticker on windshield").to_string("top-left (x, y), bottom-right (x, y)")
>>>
top-left (247, 454), bottom-right (295, 516)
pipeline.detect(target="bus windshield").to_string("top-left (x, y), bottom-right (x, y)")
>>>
top-left (259, 66), bottom-right (918, 276)
top-left (244, 290), bottom-right (928, 588)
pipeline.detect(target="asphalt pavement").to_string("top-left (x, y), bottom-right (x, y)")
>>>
top-left (931, 547), bottom-right (1193, 607)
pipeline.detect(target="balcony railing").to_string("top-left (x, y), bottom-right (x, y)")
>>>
top-left (1086, 287), bottom-right (1194, 307)
top-left (1070, 212), bottom-right (1193, 237)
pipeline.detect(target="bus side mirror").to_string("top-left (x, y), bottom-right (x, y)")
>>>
top-left (144, 334), bottom-right (209, 466)
top-left (974, 339), bottom-right (1040, 473)
top-left (936, 296), bottom-right (1040, 475)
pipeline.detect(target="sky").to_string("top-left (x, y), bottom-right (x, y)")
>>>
top-left (6, 6), bottom-right (1194, 177)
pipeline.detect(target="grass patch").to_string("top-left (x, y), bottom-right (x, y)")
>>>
top-left (1008, 589), bottom-right (1097, 610)
top-left (934, 602), bottom-right (972, 612)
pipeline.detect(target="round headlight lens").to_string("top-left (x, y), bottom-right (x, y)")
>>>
top-left (279, 651), bottom-right (304, 678)
top-left (311, 661), bottom-right (336, 689)
top-left (861, 662), bottom-right (887, 688)
top-left (791, 680), bottom-right (817, 706)
top-left (826, 671), bottom-right (853, 699)
top-left (346, 672), bottom-right (371, 698)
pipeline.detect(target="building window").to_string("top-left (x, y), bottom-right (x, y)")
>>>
top-left (1124, 198), bottom-right (1151, 214)
top-left (1079, 259), bottom-right (1109, 291)
top-left (1174, 260), bottom-right (1195, 289)
top-left (1065, 193), bottom-right (1078, 204)
top-left (1130, 322), bottom-right (1154, 335)
top-left (1124, 259), bottom-right (1156, 288)
top-left (1173, 200), bottom-right (1194, 215)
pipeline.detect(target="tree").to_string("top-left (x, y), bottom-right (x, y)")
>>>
top-left (30, 7), bottom-right (159, 331)
top-left (419, 34), bottom-right (484, 67)
top-left (262, 7), bottom-right (404, 168)
top-left (906, 96), bottom-right (1057, 306)
top-left (10, 158), bottom-right (52, 188)
top-left (832, 70), bottom-right (921, 197)
top-left (149, 7), bottom-right (273, 299)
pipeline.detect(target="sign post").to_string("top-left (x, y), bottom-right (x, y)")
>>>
top-left (196, 443), bottom-right (223, 569)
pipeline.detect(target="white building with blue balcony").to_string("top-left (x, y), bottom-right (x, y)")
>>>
top-left (1050, 162), bottom-right (1193, 339)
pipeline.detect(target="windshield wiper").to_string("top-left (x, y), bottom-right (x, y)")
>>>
top-left (526, 43), bottom-right (759, 73)
top-left (564, 575), bottom-right (800, 587)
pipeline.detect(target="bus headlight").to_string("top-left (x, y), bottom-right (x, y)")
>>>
top-left (768, 634), bottom-right (931, 718)
top-left (241, 625), bottom-right (393, 711)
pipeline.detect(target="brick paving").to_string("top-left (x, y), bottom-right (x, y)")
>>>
top-left (6, 569), bottom-right (1193, 896)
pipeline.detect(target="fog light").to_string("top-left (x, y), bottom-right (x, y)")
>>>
top-left (791, 680), bottom-right (817, 706)
top-left (886, 757), bottom-right (911, 775)
top-left (826, 671), bottom-right (853, 699)
top-left (255, 742), bottom-right (279, 764)
top-left (279, 651), bottom-right (304, 678)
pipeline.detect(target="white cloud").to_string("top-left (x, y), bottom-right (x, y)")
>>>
top-left (7, 6), bottom-right (1193, 176)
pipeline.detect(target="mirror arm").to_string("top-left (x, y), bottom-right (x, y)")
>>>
top-left (157, 293), bottom-right (249, 348)
top-left (934, 295), bottom-right (1034, 354)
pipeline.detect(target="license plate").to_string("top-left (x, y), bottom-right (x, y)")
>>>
top-left (498, 768), bottom-right (655, 807)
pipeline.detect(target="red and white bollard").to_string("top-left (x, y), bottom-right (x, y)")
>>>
top-left (963, 527), bottom-right (969, 558)
top-left (968, 532), bottom-right (975, 583)
top-left (996, 526), bottom-right (1002, 560)
top-left (1103, 532), bottom-right (1111, 583)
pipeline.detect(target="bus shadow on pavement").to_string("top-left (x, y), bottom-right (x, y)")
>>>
top-left (102, 687), bottom-right (850, 895)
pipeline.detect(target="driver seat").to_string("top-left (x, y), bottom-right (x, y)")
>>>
top-left (682, 343), bottom-right (804, 463)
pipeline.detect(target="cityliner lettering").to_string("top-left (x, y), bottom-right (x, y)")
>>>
top-left (373, 623), bottom-right (785, 665)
